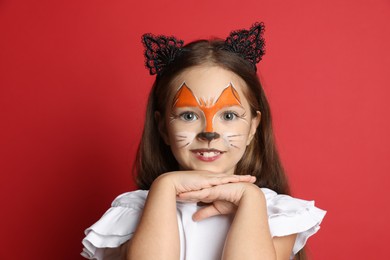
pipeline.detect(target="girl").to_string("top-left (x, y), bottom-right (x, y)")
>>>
top-left (81, 23), bottom-right (326, 260)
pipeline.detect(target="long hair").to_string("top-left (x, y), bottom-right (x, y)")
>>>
top-left (134, 39), bottom-right (306, 260)
top-left (135, 39), bottom-right (289, 194)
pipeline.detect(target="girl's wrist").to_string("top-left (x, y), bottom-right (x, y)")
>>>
top-left (151, 172), bottom-right (177, 194)
top-left (240, 183), bottom-right (266, 206)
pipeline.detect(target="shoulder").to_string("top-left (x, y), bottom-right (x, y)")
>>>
top-left (111, 190), bottom-right (149, 208)
top-left (81, 190), bottom-right (148, 260)
top-left (261, 188), bottom-right (323, 216)
top-left (260, 188), bottom-right (327, 257)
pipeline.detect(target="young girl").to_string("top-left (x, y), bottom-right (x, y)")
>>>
top-left (81, 23), bottom-right (326, 260)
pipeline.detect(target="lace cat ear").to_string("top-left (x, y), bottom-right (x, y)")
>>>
top-left (223, 22), bottom-right (266, 71)
top-left (142, 34), bottom-right (184, 76)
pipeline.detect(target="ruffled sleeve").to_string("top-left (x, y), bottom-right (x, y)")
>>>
top-left (261, 188), bottom-right (326, 257)
top-left (81, 190), bottom-right (148, 260)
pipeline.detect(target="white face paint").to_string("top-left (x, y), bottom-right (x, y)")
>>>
top-left (221, 132), bottom-right (249, 149)
top-left (163, 66), bottom-right (261, 175)
top-left (172, 131), bottom-right (197, 149)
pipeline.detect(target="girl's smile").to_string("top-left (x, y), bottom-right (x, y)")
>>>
top-left (191, 148), bottom-right (224, 162)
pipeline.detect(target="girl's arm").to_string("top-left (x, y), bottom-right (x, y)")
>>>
top-left (124, 172), bottom-right (256, 260)
top-left (222, 184), bottom-right (296, 260)
top-left (178, 182), bottom-right (296, 260)
top-left (273, 235), bottom-right (297, 260)
top-left (126, 175), bottom-right (180, 260)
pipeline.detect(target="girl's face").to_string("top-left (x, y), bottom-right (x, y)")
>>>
top-left (159, 66), bottom-right (261, 175)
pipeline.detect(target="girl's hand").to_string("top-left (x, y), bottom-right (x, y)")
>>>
top-left (157, 171), bottom-right (256, 195)
top-left (177, 182), bottom-right (260, 221)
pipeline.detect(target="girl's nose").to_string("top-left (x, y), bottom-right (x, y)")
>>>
top-left (197, 132), bottom-right (220, 142)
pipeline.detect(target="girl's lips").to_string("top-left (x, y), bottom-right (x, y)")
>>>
top-left (191, 149), bottom-right (224, 162)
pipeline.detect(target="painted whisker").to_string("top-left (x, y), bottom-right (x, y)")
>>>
top-left (227, 134), bottom-right (245, 137)
top-left (180, 142), bottom-right (190, 148)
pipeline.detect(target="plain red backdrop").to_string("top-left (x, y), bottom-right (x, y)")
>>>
top-left (1, 0), bottom-right (389, 259)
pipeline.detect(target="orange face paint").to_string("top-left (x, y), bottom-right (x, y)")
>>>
top-left (172, 83), bottom-right (242, 132)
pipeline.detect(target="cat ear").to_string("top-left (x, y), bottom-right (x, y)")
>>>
top-left (172, 83), bottom-right (199, 108)
top-left (223, 22), bottom-right (265, 71)
top-left (142, 34), bottom-right (184, 76)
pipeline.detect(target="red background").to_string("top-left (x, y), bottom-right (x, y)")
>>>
top-left (1, 0), bottom-right (389, 259)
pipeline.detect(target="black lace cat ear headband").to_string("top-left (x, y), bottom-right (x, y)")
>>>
top-left (142, 22), bottom-right (265, 76)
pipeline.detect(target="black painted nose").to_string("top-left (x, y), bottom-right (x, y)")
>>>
top-left (197, 132), bottom-right (220, 142)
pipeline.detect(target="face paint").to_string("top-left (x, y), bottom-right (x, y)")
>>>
top-left (163, 66), bottom-right (260, 175)
top-left (173, 131), bottom-right (197, 149)
top-left (172, 83), bottom-right (242, 132)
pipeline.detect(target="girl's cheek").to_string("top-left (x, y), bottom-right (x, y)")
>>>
top-left (215, 120), bottom-right (251, 134)
top-left (170, 122), bottom-right (201, 139)
top-left (173, 131), bottom-right (197, 148)
top-left (217, 123), bottom-right (252, 148)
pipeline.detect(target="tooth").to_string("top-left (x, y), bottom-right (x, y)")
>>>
top-left (196, 151), bottom-right (221, 157)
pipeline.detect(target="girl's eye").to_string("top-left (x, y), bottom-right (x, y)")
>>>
top-left (179, 112), bottom-right (198, 121)
top-left (222, 112), bottom-right (238, 121)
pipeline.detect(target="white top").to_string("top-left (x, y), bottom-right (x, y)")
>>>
top-left (81, 188), bottom-right (326, 260)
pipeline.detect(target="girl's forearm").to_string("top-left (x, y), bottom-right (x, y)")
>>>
top-left (126, 176), bottom-right (180, 260)
top-left (222, 185), bottom-right (276, 260)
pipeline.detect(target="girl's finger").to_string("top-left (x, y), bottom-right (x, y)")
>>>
top-left (176, 196), bottom-right (199, 203)
top-left (192, 205), bottom-right (221, 221)
top-left (209, 175), bottom-right (256, 186)
top-left (178, 188), bottom-right (211, 200)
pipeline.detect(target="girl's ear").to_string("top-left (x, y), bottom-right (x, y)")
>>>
top-left (247, 111), bottom-right (261, 145)
top-left (155, 111), bottom-right (170, 145)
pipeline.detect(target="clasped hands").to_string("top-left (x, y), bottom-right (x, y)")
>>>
top-left (155, 171), bottom-right (261, 222)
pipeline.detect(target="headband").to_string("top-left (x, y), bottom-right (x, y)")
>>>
top-left (142, 22), bottom-right (265, 76)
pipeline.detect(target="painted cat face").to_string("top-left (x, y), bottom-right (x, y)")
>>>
top-left (172, 82), bottom-right (242, 133)
top-left (162, 66), bottom-right (260, 174)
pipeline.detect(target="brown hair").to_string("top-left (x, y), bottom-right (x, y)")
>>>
top-left (135, 39), bottom-right (290, 194)
top-left (134, 39), bottom-right (306, 260)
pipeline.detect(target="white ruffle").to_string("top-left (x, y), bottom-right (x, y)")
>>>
top-left (81, 190), bottom-right (147, 259)
top-left (262, 188), bottom-right (326, 256)
top-left (81, 189), bottom-right (326, 259)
